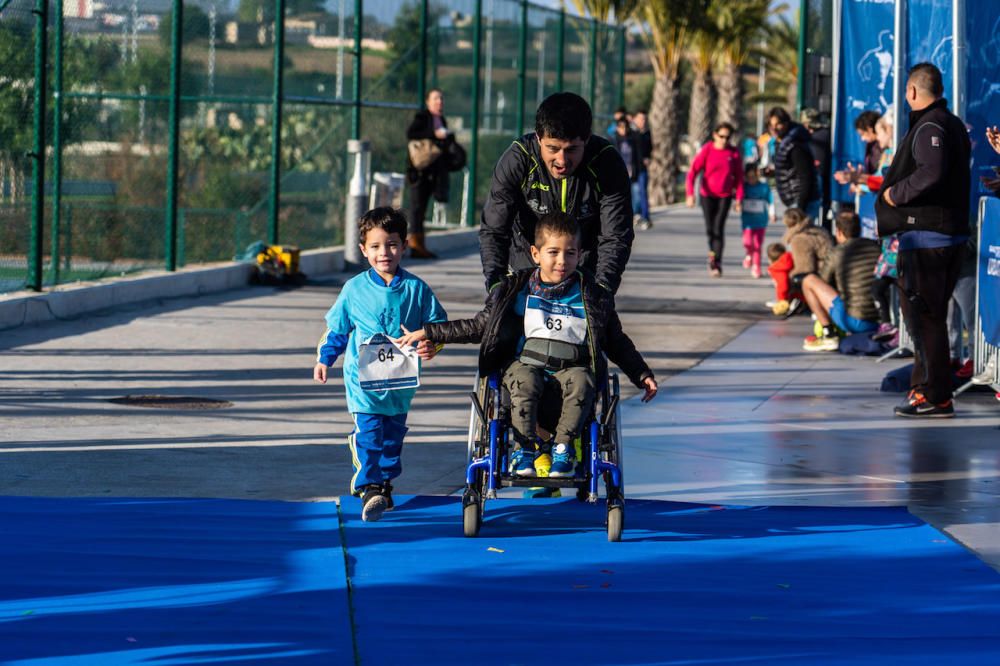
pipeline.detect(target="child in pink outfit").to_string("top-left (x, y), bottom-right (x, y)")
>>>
top-left (739, 165), bottom-right (775, 278)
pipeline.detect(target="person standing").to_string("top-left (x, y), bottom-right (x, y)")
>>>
top-left (686, 122), bottom-right (744, 277)
top-left (767, 107), bottom-right (821, 221)
top-left (632, 110), bottom-right (653, 230)
top-left (405, 88), bottom-right (452, 259)
top-left (875, 63), bottom-right (971, 418)
top-left (801, 108), bottom-right (832, 229)
top-left (480, 92), bottom-right (634, 296)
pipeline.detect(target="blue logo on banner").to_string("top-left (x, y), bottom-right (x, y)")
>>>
top-left (858, 192), bottom-right (878, 240)
top-left (980, 198), bottom-right (1000, 348)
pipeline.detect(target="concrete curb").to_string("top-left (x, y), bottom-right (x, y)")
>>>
top-left (0, 227), bottom-right (480, 330)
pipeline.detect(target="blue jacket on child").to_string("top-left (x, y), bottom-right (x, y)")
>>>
top-left (317, 267), bottom-right (447, 415)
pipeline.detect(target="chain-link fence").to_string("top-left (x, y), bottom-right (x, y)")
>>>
top-left (0, 0), bottom-right (626, 293)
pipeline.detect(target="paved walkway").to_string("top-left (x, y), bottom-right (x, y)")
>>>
top-left (2, 206), bottom-right (999, 570)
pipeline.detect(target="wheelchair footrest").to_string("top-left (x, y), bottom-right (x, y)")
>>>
top-left (503, 477), bottom-right (587, 489)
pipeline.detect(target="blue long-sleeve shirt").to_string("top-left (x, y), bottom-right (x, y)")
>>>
top-left (316, 267), bottom-right (447, 415)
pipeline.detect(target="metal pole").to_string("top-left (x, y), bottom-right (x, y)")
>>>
top-left (351, 0), bottom-right (363, 140)
top-left (164, 0), bottom-right (183, 272)
top-left (28, 0), bottom-right (48, 291)
top-left (467, 0), bottom-right (483, 227)
top-left (756, 40), bottom-right (766, 136)
top-left (952, 0), bottom-right (966, 118)
top-left (796, 0), bottom-right (808, 114)
top-left (516, 0), bottom-right (527, 134)
top-left (617, 26), bottom-right (626, 108)
top-left (344, 139), bottom-right (370, 269)
top-left (556, 7), bottom-right (565, 92)
top-left (892, 0), bottom-right (906, 143)
top-left (418, 0), bottom-right (428, 104)
top-left (50, 0), bottom-right (65, 285)
top-left (269, 0), bottom-right (286, 245)
top-left (588, 19), bottom-right (597, 104)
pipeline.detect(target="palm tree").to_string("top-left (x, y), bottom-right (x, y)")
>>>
top-left (747, 7), bottom-right (799, 113)
top-left (686, 8), bottom-right (719, 149)
top-left (713, 0), bottom-right (773, 133)
top-left (569, 0), bottom-right (641, 111)
top-left (641, 0), bottom-right (702, 205)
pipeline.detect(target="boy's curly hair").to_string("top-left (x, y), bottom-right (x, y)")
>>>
top-left (358, 207), bottom-right (407, 243)
top-left (534, 211), bottom-right (580, 247)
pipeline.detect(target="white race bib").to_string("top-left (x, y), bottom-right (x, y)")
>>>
top-left (742, 199), bottom-right (767, 214)
top-left (523, 295), bottom-right (587, 344)
top-left (357, 333), bottom-right (420, 391)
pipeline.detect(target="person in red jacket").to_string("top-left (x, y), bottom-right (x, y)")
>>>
top-left (686, 122), bottom-right (744, 276)
top-left (766, 242), bottom-right (798, 315)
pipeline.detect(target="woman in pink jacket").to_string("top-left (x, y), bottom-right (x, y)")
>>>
top-left (686, 123), bottom-right (744, 276)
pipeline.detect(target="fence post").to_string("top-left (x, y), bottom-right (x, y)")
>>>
top-left (555, 7), bottom-right (564, 92)
top-left (617, 26), bottom-right (626, 108)
top-left (588, 18), bottom-right (597, 104)
top-left (344, 139), bottom-right (369, 269)
top-left (269, 0), bottom-right (286, 245)
top-left (351, 0), bottom-right (363, 140)
top-left (50, 0), bottom-right (65, 285)
top-left (418, 0), bottom-right (428, 105)
top-left (164, 0), bottom-right (183, 272)
top-left (466, 0), bottom-right (482, 228)
top-left (516, 0), bottom-right (527, 134)
top-left (28, 0), bottom-right (49, 291)
top-left (796, 0), bottom-right (808, 114)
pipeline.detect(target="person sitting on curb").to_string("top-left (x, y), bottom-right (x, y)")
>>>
top-left (781, 207), bottom-right (833, 298)
top-left (766, 242), bottom-right (797, 316)
top-left (801, 211), bottom-right (881, 352)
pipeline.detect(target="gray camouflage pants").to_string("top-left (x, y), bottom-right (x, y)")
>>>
top-left (502, 360), bottom-right (596, 445)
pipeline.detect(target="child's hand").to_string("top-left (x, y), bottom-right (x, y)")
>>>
top-left (415, 340), bottom-right (439, 361)
top-left (733, 200), bottom-right (742, 213)
top-left (313, 363), bottom-right (328, 384)
top-left (641, 376), bottom-right (658, 403)
top-left (395, 325), bottom-right (428, 349)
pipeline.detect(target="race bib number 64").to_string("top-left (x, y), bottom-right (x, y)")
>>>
top-left (357, 333), bottom-right (420, 391)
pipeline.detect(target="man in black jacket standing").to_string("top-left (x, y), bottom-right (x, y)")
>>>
top-left (479, 93), bottom-right (634, 295)
top-left (875, 63), bottom-right (971, 418)
top-left (767, 107), bottom-right (822, 221)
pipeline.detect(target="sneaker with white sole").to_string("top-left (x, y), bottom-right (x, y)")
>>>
top-left (549, 442), bottom-right (575, 477)
top-left (894, 392), bottom-right (955, 418)
top-left (513, 448), bottom-right (537, 477)
top-left (361, 485), bottom-right (388, 522)
top-left (803, 335), bottom-right (839, 352)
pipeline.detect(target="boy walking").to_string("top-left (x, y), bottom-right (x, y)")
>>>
top-left (313, 208), bottom-right (447, 522)
top-left (397, 212), bottom-right (657, 478)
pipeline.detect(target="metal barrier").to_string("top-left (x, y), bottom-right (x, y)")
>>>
top-left (956, 196), bottom-right (1000, 395)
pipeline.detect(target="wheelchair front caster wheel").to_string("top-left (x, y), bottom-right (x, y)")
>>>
top-left (606, 504), bottom-right (623, 542)
top-left (463, 499), bottom-right (482, 538)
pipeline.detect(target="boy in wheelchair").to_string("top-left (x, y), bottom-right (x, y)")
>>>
top-left (396, 212), bottom-right (657, 477)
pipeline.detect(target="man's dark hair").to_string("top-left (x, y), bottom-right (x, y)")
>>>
top-left (536, 93), bottom-right (593, 141)
top-left (768, 107), bottom-right (792, 125)
top-left (767, 242), bottom-right (786, 262)
top-left (534, 211), bottom-right (580, 246)
top-left (359, 206), bottom-right (407, 243)
top-left (853, 110), bottom-right (881, 132)
top-left (908, 62), bottom-right (944, 97)
top-left (834, 210), bottom-right (861, 239)
top-left (614, 106), bottom-right (628, 116)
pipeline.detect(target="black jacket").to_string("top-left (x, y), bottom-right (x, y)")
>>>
top-left (479, 133), bottom-right (634, 294)
top-left (773, 123), bottom-right (820, 209)
top-left (422, 270), bottom-right (653, 389)
top-left (875, 98), bottom-right (971, 236)
top-left (405, 109), bottom-right (452, 183)
top-left (613, 131), bottom-right (642, 182)
top-left (636, 129), bottom-right (652, 172)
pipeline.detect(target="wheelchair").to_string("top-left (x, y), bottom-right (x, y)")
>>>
top-left (462, 368), bottom-right (625, 541)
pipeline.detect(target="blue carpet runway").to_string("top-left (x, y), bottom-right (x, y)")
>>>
top-left (2, 495), bottom-right (1000, 665)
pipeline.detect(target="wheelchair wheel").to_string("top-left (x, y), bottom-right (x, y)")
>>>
top-left (606, 502), bottom-right (624, 542)
top-left (463, 491), bottom-right (482, 537)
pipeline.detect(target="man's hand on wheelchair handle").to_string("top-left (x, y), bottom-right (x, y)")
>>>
top-left (641, 376), bottom-right (658, 403)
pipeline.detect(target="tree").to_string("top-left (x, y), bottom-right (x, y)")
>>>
top-left (748, 8), bottom-right (802, 112)
top-left (385, 1), bottom-right (448, 96)
top-left (713, 0), bottom-right (773, 133)
top-left (570, 0), bottom-right (641, 112)
top-left (685, 6), bottom-right (719, 148)
top-left (641, 0), bottom-right (703, 205)
top-left (0, 25), bottom-right (33, 202)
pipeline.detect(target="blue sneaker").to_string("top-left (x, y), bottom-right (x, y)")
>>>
top-left (513, 448), bottom-right (537, 477)
top-left (549, 442), bottom-right (575, 477)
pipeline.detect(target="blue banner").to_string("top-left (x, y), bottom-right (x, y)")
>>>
top-left (857, 192), bottom-right (878, 240)
top-left (833, 0), bottom-right (896, 202)
top-left (965, 2), bottom-right (1000, 211)
top-left (907, 0), bottom-right (953, 104)
top-left (980, 197), bottom-right (1000, 348)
